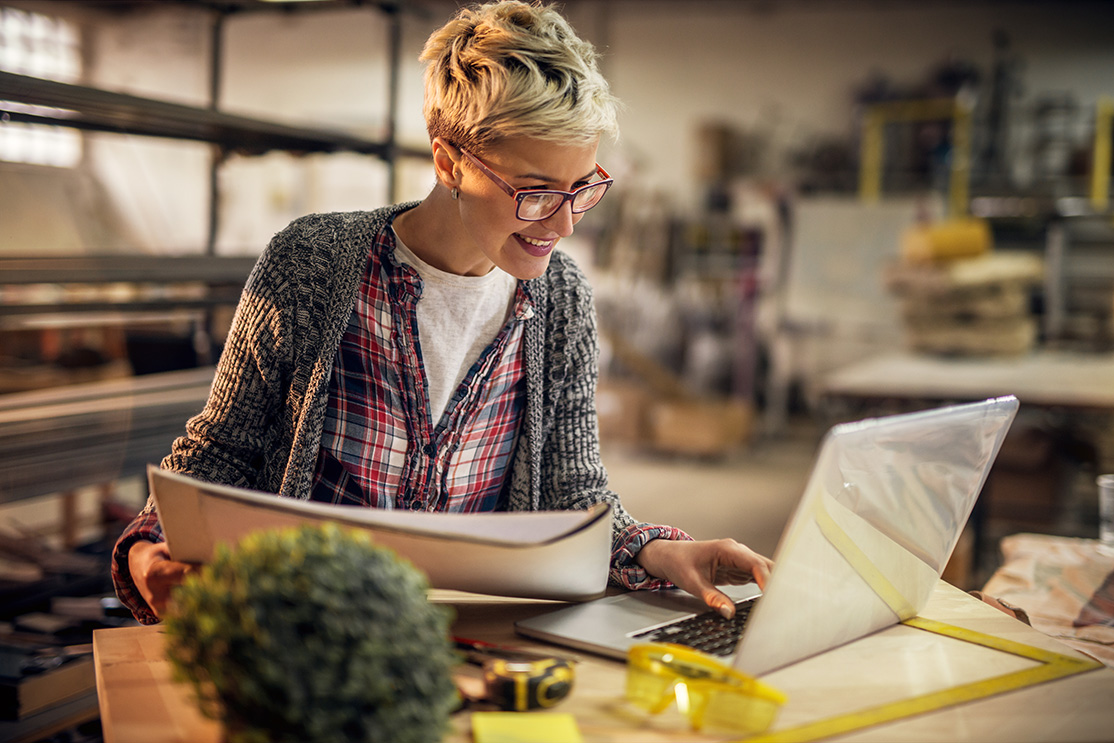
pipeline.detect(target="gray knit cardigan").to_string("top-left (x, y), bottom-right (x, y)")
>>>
top-left (152, 203), bottom-right (662, 582)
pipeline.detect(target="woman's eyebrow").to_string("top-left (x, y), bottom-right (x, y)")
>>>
top-left (515, 166), bottom-right (598, 184)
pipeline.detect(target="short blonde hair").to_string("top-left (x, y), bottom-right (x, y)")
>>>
top-left (420, 1), bottom-right (620, 150)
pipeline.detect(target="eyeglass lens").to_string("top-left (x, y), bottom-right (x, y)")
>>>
top-left (517, 182), bottom-right (609, 221)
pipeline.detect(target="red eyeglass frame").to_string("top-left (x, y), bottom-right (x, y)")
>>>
top-left (457, 146), bottom-right (613, 221)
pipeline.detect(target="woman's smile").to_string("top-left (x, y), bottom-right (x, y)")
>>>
top-left (516, 233), bottom-right (557, 257)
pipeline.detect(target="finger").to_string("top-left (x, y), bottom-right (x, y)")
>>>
top-left (161, 564), bottom-right (198, 617)
top-left (752, 559), bottom-right (773, 589)
top-left (702, 586), bottom-right (736, 619)
top-left (146, 560), bottom-right (196, 618)
top-left (712, 546), bottom-right (772, 586)
top-left (713, 566), bottom-right (755, 584)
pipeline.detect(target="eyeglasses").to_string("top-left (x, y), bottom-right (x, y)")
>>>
top-left (626, 643), bottom-right (786, 735)
top-left (458, 146), bottom-right (613, 222)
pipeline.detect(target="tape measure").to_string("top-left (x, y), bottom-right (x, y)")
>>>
top-left (454, 637), bottom-right (576, 712)
top-left (744, 617), bottom-right (1103, 743)
top-left (483, 657), bottom-right (575, 711)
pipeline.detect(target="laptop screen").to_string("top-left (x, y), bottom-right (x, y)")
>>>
top-left (733, 396), bottom-right (1019, 675)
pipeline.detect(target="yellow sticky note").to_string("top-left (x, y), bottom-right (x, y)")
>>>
top-left (471, 712), bottom-right (583, 743)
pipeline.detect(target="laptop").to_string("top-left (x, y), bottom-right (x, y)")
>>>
top-left (515, 396), bottom-right (1019, 676)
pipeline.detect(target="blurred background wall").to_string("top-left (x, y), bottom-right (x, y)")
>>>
top-left (1, 0), bottom-right (1112, 601)
top-left (3, 1), bottom-right (1112, 255)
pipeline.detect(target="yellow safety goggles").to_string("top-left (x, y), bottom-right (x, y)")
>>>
top-left (626, 643), bottom-right (787, 735)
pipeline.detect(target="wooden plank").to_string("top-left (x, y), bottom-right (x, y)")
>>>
top-left (0, 368), bottom-right (214, 503)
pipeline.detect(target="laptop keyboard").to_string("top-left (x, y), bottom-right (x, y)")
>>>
top-left (631, 599), bottom-right (756, 657)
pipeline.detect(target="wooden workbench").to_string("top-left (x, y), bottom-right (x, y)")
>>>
top-left (818, 349), bottom-right (1114, 582)
top-left (820, 349), bottom-right (1114, 411)
top-left (93, 581), bottom-right (1114, 742)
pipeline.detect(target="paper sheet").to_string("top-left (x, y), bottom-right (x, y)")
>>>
top-left (471, 712), bottom-right (582, 743)
top-left (148, 466), bottom-right (611, 601)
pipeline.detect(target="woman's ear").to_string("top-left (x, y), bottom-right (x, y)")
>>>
top-left (431, 137), bottom-right (462, 191)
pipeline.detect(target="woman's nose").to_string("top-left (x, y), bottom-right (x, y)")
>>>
top-left (542, 201), bottom-right (579, 237)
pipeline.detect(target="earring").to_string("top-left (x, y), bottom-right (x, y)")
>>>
top-left (450, 187), bottom-right (459, 200)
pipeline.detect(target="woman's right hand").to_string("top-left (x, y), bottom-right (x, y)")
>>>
top-left (128, 540), bottom-right (196, 619)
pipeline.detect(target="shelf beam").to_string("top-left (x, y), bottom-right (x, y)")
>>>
top-left (0, 70), bottom-right (428, 158)
top-left (0, 255), bottom-right (257, 285)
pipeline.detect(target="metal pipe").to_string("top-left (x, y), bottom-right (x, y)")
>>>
top-left (385, 2), bottom-right (401, 204)
top-left (207, 11), bottom-right (225, 259)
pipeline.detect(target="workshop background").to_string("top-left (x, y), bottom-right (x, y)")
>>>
top-left (1, 1), bottom-right (1113, 739)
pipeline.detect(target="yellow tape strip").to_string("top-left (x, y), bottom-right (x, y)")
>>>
top-left (812, 496), bottom-right (916, 619)
top-left (741, 618), bottom-right (1103, 743)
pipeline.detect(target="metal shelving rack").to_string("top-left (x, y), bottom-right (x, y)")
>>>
top-left (0, 1), bottom-right (429, 509)
top-left (0, 0), bottom-right (429, 247)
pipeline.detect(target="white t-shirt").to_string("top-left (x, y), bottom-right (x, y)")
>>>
top-left (392, 232), bottom-right (518, 422)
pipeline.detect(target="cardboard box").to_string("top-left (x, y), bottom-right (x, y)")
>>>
top-left (941, 525), bottom-right (975, 590)
top-left (596, 380), bottom-right (650, 444)
top-left (647, 397), bottom-right (754, 457)
top-left (982, 427), bottom-right (1065, 527)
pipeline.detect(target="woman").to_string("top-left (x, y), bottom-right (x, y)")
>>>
top-left (113, 0), bottom-right (772, 625)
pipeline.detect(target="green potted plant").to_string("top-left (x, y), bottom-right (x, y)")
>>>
top-left (164, 523), bottom-right (459, 743)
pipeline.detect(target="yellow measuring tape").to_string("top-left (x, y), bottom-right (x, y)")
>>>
top-left (743, 617), bottom-right (1103, 743)
top-left (812, 495), bottom-right (918, 619)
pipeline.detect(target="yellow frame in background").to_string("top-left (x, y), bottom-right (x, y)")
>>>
top-left (1091, 97), bottom-right (1112, 212)
top-left (860, 95), bottom-right (1114, 217)
top-left (858, 97), bottom-right (972, 217)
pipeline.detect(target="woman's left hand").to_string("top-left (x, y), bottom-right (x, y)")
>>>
top-left (635, 538), bottom-right (774, 619)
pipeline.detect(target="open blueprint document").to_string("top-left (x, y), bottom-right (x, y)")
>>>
top-left (148, 466), bottom-right (611, 601)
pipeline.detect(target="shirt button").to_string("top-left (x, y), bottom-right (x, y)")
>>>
top-left (424, 442), bottom-right (437, 456)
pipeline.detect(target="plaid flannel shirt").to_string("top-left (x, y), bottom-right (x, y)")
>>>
top-left (308, 236), bottom-right (530, 512)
